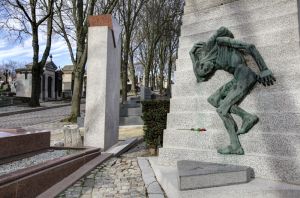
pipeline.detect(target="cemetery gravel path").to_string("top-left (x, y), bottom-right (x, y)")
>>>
top-left (0, 105), bottom-right (85, 129)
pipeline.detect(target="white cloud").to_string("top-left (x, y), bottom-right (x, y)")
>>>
top-left (0, 39), bottom-right (7, 49)
top-left (0, 36), bottom-right (73, 66)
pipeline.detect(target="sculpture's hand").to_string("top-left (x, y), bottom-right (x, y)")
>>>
top-left (197, 77), bottom-right (206, 83)
top-left (257, 69), bottom-right (276, 86)
top-left (190, 42), bottom-right (205, 54)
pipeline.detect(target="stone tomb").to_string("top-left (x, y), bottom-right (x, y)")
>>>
top-left (0, 129), bottom-right (100, 197)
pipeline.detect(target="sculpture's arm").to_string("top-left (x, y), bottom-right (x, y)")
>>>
top-left (216, 37), bottom-right (276, 86)
top-left (189, 42), bottom-right (206, 83)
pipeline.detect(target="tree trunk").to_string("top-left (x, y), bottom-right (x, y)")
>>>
top-left (121, 36), bottom-right (131, 103)
top-left (144, 45), bottom-right (155, 87)
top-left (29, 28), bottom-right (41, 107)
top-left (167, 51), bottom-right (173, 96)
top-left (29, 66), bottom-right (41, 107)
top-left (129, 51), bottom-right (137, 95)
top-left (69, 66), bottom-right (83, 122)
top-left (159, 70), bottom-right (164, 95)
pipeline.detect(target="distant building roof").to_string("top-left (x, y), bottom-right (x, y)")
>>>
top-left (62, 65), bottom-right (74, 71)
top-left (16, 61), bottom-right (58, 73)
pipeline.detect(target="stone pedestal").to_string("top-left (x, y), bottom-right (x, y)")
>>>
top-left (84, 15), bottom-right (121, 150)
top-left (158, 0), bottom-right (300, 185)
top-left (64, 125), bottom-right (83, 147)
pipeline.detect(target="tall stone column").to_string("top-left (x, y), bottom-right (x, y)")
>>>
top-left (84, 15), bottom-right (122, 150)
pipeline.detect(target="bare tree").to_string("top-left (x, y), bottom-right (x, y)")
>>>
top-left (137, 0), bottom-right (183, 90)
top-left (54, 0), bottom-right (118, 122)
top-left (1, 0), bottom-right (54, 106)
top-left (117, 0), bottom-right (145, 103)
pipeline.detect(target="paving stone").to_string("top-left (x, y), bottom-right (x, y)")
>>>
top-left (57, 142), bottom-right (148, 198)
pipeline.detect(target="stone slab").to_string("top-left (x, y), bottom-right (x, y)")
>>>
top-left (105, 137), bottom-right (140, 157)
top-left (177, 160), bottom-right (253, 190)
top-left (0, 131), bottom-right (50, 159)
top-left (149, 157), bottom-right (300, 198)
top-left (137, 157), bottom-right (165, 197)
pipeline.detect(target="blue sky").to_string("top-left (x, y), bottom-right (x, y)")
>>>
top-left (0, 33), bottom-right (73, 69)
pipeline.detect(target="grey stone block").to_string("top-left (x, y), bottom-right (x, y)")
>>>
top-left (163, 130), bottom-right (300, 157)
top-left (141, 86), bottom-right (152, 100)
top-left (179, 27), bottom-right (299, 52)
top-left (148, 182), bottom-right (164, 194)
top-left (172, 72), bottom-right (300, 98)
top-left (178, 160), bottom-right (254, 190)
top-left (184, 0), bottom-right (237, 12)
top-left (119, 116), bottom-right (144, 126)
top-left (178, 41), bottom-right (300, 63)
top-left (77, 116), bottom-right (85, 128)
top-left (148, 194), bottom-right (165, 198)
top-left (183, 0), bottom-right (296, 28)
top-left (181, 9), bottom-right (297, 37)
top-left (169, 90), bottom-right (300, 114)
top-left (183, 0), bottom-right (288, 23)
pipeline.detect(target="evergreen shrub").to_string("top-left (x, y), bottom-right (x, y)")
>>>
top-left (141, 100), bottom-right (170, 149)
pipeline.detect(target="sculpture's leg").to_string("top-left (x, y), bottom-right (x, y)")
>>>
top-left (230, 105), bottom-right (259, 135)
top-left (216, 111), bottom-right (244, 155)
top-left (208, 80), bottom-right (235, 108)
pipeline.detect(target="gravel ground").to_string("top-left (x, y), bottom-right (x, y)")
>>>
top-left (0, 149), bottom-right (79, 176)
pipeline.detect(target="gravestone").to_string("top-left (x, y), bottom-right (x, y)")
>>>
top-left (84, 15), bottom-right (122, 150)
top-left (158, 0), bottom-right (300, 185)
top-left (140, 86), bottom-right (152, 100)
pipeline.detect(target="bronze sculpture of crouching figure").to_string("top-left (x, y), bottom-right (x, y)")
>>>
top-left (190, 27), bottom-right (276, 155)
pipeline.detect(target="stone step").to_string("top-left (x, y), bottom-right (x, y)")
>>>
top-left (166, 112), bottom-right (300, 133)
top-left (119, 116), bottom-right (143, 126)
top-left (169, 89), bottom-right (300, 114)
top-left (179, 26), bottom-right (299, 50)
top-left (183, 0), bottom-right (291, 24)
top-left (163, 130), bottom-right (300, 157)
top-left (181, 11), bottom-right (298, 39)
top-left (172, 72), bottom-right (300, 98)
top-left (177, 41), bottom-right (300, 64)
top-left (184, 0), bottom-right (237, 11)
top-left (158, 147), bottom-right (300, 184)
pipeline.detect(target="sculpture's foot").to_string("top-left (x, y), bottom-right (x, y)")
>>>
top-left (237, 115), bottom-right (259, 135)
top-left (217, 145), bottom-right (244, 155)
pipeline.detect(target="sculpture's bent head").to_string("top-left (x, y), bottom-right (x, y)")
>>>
top-left (191, 42), bottom-right (216, 81)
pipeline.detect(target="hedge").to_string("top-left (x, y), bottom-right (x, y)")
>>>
top-left (141, 100), bottom-right (170, 149)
